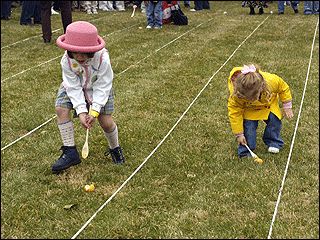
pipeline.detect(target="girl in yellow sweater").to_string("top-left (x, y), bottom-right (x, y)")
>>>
top-left (227, 64), bottom-right (294, 158)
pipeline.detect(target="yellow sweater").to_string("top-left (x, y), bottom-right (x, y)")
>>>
top-left (227, 67), bottom-right (292, 135)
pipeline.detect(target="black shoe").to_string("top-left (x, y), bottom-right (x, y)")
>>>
top-left (43, 38), bottom-right (51, 43)
top-left (107, 146), bottom-right (125, 164)
top-left (239, 153), bottom-right (251, 159)
top-left (294, 9), bottom-right (299, 14)
top-left (259, 8), bottom-right (264, 14)
top-left (278, 12), bottom-right (284, 15)
top-left (249, 7), bottom-right (255, 15)
top-left (1, 16), bottom-right (10, 20)
top-left (52, 146), bottom-right (81, 173)
top-left (20, 22), bottom-right (32, 25)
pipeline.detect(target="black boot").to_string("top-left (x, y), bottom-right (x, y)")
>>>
top-left (107, 146), bottom-right (125, 164)
top-left (259, 7), bottom-right (264, 14)
top-left (52, 146), bottom-right (81, 173)
top-left (249, 7), bottom-right (255, 15)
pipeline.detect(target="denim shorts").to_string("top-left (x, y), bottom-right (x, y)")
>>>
top-left (55, 84), bottom-right (114, 115)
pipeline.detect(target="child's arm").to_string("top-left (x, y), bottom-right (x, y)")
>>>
top-left (61, 57), bottom-right (88, 115)
top-left (279, 83), bottom-right (293, 119)
top-left (262, 71), bottom-right (293, 119)
top-left (91, 52), bottom-right (113, 117)
top-left (282, 103), bottom-right (294, 119)
top-left (269, 72), bottom-right (293, 119)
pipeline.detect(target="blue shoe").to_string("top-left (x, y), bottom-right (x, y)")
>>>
top-left (107, 146), bottom-right (125, 164)
top-left (52, 146), bottom-right (81, 173)
top-left (239, 153), bottom-right (251, 159)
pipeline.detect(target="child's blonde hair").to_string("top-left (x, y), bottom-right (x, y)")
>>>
top-left (233, 64), bottom-right (270, 100)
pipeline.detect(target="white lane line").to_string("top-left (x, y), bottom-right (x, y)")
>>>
top-left (267, 19), bottom-right (319, 239)
top-left (0, 14), bottom-right (134, 50)
top-left (0, 19), bottom-right (213, 151)
top-left (1, 115), bottom-right (57, 151)
top-left (1, 56), bottom-right (63, 83)
top-left (71, 15), bottom-right (270, 239)
top-left (1, 23), bottom-right (140, 83)
top-left (1, 31), bottom-right (59, 50)
top-left (117, 20), bottom-right (213, 75)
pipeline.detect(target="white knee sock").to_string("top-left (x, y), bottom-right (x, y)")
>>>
top-left (58, 121), bottom-right (75, 146)
top-left (104, 125), bottom-right (119, 149)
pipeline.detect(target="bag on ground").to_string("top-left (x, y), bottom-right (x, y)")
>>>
top-left (170, 4), bottom-right (188, 25)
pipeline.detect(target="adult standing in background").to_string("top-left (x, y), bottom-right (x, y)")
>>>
top-left (20, 1), bottom-right (41, 25)
top-left (183, 0), bottom-right (190, 8)
top-left (40, 1), bottom-right (72, 43)
top-left (99, 1), bottom-right (116, 11)
top-left (278, 1), bottom-right (299, 14)
top-left (83, 1), bottom-right (99, 14)
top-left (115, 1), bottom-right (125, 11)
top-left (190, 0), bottom-right (210, 12)
top-left (1, 1), bottom-right (12, 20)
top-left (304, 1), bottom-right (319, 14)
top-left (145, 1), bottom-right (163, 29)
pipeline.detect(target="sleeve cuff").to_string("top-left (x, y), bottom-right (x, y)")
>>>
top-left (75, 105), bottom-right (88, 115)
top-left (282, 101), bottom-right (292, 109)
top-left (91, 103), bottom-right (102, 113)
top-left (235, 133), bottom-right (244, 138)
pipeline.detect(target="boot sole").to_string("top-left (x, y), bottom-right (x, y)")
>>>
top-left (52, 160), bottom-right (81, 174)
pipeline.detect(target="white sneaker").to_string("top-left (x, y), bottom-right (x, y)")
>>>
top-left (190, 8), bottom-right (196, 12)
top-left (51, 7), bottom-right (59, 15)
top-left (146, 25), bottom-right (152, 29)
top-left (268, 147), bottom-right (279, 153)
top-left (154, 26), bottom-right (162, 29)
top-left (92, 9), bottom-right (98, 14)
top-left (87, 9), bottom-right (92, 14)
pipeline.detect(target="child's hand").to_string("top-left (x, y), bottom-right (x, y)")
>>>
top-left (283, 108), bottom-right (294, 119)
top-left (79, 113), bottom-right (90, 129)
top-left (86, 115), bottom-right (96, 128)
top-left (237, 135), bottom-right (247, 145)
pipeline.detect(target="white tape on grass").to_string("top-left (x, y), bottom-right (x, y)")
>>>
top-left (267, 19), bottom-right (319, 240)
top-left (117, 19), bottom-right (214, 75)
top-left (71, 15), bottom-right (270, 239)
top-left (1, 115), bottom-right (57, 151)
top-left (1, 23), bottom-right (140, 83)
top-left (0, 14), bottom-right (135, 50)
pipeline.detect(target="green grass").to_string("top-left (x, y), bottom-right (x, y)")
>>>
top-left (1, 1), bottom-right (319, 239)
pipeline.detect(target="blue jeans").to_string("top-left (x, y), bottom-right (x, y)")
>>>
top-left (194, 0), bottom-right (210, 10)
top-left (146, 1), bottom-right (162, 28)
top-left (1, 1), bottom-right (12, 18)
top-left (238, 112), bottom-right (284, 157)
top-left (278, 1), bottom-right (299, 13)
top-left (304, 1), bottom-right (319, 14)
top-left (20, 0), bottom-right (41, 24)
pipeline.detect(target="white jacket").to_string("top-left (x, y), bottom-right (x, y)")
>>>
top-left (60, 48), bottom-right (113, 115)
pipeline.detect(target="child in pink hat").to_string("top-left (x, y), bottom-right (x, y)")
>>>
top-left (52, 21), bottom-right (125, 173)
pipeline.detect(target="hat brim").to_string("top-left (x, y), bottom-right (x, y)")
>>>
top-left (56, 35), bottom-right (105, 53)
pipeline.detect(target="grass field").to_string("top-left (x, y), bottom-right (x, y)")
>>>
top-left (1, 1), bottom-right (319, 239)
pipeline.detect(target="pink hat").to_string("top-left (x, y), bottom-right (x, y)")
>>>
top-left (56, 21), bottom-right (105, 53)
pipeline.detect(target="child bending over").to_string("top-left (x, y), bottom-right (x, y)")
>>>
top-left (227, 64), bottom-right (293, 158)
top-left (52, 21), bottom-right (125, 173)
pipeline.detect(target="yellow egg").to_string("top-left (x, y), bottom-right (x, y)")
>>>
top-left (84, 184), bottom-right (95, 192)
top-left (254, 158), bottom-right (263, 164)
